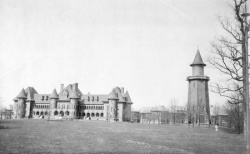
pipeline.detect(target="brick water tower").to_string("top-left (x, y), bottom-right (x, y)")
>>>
top-left (187, 50), bottom-right (210, 125)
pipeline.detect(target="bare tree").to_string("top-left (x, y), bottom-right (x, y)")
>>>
top-left (208, 0), bottom-right (248, 100)
top-left (170, 99), bottom-right (178, 125)
top-left (224, 99), bottom-right (244, 134)
top-left (208, 0), bottom-right (249, 133)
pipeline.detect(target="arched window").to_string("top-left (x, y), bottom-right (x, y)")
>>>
top-left (87, 113), bottom-right (90, 117)
top-left (88, 96), bottom-right (90, 101)
top-left (94, 106), bottom-right (95, 110)
top-left (40, 111), bottom-right (44, 115)
top-left (100, 113), bottom-right (104, 117)
top-left (92, 96), bottom-right (94, 101)
top-left (83, 113), bottom-right (85, 116)
top-left (60, 111), bottom-right (64, 116)
top-left (97, 96), bottom-right (99, 101)
top-left (54, 111), bottom-right (58, 115)
top-left (36, 111), bottom-right (39, 115)
top-left (96, 113), bottom-right (99, 117)
top-left (65, 111), bottom-right (69, 115)
top-left (91, 113), bottom-right (95, 117)
top-left (42, 96), bottom-right (44, 100)
top-left (45, 111), bottom-right (48, 115)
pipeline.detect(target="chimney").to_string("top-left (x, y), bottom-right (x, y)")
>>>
top-left (121, 87), bottom-right (124, 94)
top-left (75, 83), bottom-right (78, 90)
top-left (72, 83), bottom-right (78, 90)
top-left (60, 84), bottom-right (64, 92)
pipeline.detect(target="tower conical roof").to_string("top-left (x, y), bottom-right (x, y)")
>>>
top-left (124, 91), bottom-right (132, 102)
top-left (27, 92), bottom-right (32, 101)
top-left (190, 50), bottom-right (206, 66)
top-left (17, 89), bottom-right (27, 99)
top-left (69, 89), bottom-right (79, 99)
top-left (50, 89), bottom-right (59, 99)
top-left (108, 89), bottom-right (119, 100)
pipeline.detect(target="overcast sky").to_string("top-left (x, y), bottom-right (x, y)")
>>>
top-left (0, 0), bottom-right (233, 110)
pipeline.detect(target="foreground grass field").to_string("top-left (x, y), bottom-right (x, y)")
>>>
top-left (0, 119), bottom-right (246, 154)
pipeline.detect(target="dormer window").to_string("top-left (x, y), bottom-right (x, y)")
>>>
top-left (88, 96), bottom-right (90, 101)
top-left (92, 96), bottom-right (94, 101)
top-left (46, 96), bottom-right (49, 100)
top-left (42, 96), bottom-right (44, 100)
top-left (97, 96), bottom-right (99, 101)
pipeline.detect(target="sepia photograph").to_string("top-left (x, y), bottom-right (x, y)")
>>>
top-left (0, 0), bottom-right (249, 153)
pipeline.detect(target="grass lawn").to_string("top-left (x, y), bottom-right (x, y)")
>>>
top-left (0, 119), bottom-right (247, 154)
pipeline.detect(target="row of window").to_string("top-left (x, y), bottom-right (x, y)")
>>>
top-left (41, 96), bottom-right (49, 101)
top-left (34, 104), bottom-right (104, 110)
top-left (86, 96), bottom-right (99, 102)
top-left (33, 111), bottom-right (104, 117)
top-left (80, 105), bottom-right (104, 110)
top-left (34, 105), bottom-right (50, 109)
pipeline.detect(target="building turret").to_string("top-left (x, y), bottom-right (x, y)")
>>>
top-left (50, 89), bottom-right (59, 113)
top-left (190, 50), bottom-right (206, 76)
top-left (17, 89), bottom-right (27, 119)
top-left (107, 89), bottom-right (119, 121)
top-left (69, 89), bottom-right (79, 119)
top-left (187, 50), bottom-right (210, 125)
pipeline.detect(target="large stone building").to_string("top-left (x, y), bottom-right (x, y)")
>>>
top-left (187, 50), bottom-right (210, 124)
top-left (13, 83), bottom-right (133, 121)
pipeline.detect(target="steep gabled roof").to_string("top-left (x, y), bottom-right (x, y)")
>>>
top-left (59, 83), bottom-right (83, 100)
top-left (50, 89), bottom-right (59, 99)
top-left (108, 89), bottom-right (119, 100)
top-left (69, 89), bottom-right (79, 99)
top-left (190, 50), bottom-right (206, 66)
top-left (114, 87), bottom-right (125, 102)
top-left (17, 89), bottom-right (27, 99)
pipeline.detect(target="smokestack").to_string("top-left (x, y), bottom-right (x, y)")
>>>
top-left (60, 84), bottom-right (64, 92)
top-left (121, 87), bottom-right (124, 94)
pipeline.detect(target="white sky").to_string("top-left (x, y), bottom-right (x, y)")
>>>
top-left (0, 0), bottom-right (233, 110)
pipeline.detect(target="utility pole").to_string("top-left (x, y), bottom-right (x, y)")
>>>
top-left (241, 3), bottom-right (250, 149)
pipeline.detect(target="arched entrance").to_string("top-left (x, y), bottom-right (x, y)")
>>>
top-left (60, 111), bottom-right (64, 116)
top-left (87, 113), bottom-right (90, 117)
top-left (96, 113), bottom-right (99, 117)
top-left (54, 111), bottom-right (58, 115)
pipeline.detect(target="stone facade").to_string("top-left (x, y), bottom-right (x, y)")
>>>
top-left (187, 50), bottom-right (210, 124)
top-left (13, 83), bottom-right (133, 122)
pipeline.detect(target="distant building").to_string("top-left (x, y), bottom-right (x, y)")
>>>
top-left (131, 111), bottom-right (140, 123)
top-left (187, 50), bottom-right (210, 124)
top-left (13, 83), bottom-right (133, 122)
top-left (139, 106), bottom-right (187, 124)
top-left (0, 109), bottom-right (13, 119)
